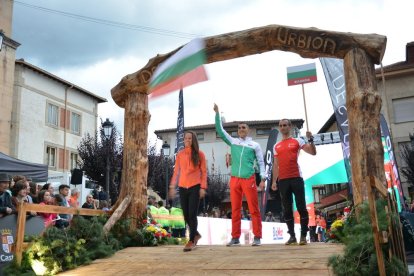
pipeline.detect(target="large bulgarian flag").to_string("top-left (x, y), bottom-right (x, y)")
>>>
top-left (149, 38), bottom-right (208, 99)
top-left (287, 62), bottom-right (317, 86)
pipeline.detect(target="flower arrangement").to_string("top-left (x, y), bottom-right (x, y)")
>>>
top-left (327, 218), bottom-right (345, 242)
top-left (143, 219), bottom-right (171, 240)
top-left (137, 218), bottom-right (177, 246)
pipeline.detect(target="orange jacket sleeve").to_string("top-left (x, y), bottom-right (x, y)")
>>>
top-left (170, 153), bottom-right (180, 188)
top-left (199, 151), bottom-right (207, 189)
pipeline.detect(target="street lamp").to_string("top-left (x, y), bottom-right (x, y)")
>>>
top-left (162, 141), bottom-right (171, 205)
top-left (102, 118), bottom-right (114, 197)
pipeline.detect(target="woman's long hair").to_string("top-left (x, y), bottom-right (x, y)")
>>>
top-left (38, 189), bottom-right (48, 203)
top-left (186, 131), bottom-right (200, 166)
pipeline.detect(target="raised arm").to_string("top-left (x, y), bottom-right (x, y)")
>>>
top-left (214, 103), bottom-right (234, 146)
top-left (302, 131), bottom-right (317, 155)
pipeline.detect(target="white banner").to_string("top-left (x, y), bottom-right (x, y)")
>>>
top-left (196, 217), bottom-right (303, 245)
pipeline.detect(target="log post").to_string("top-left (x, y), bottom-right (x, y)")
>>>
top-left (110, 92), bottom-right (150, 229)
top-left (15, 201), bottom-right (27, 266)
top-left (344, 47), bottom-right (385, 206)
top-left (103, 196), bottom-right (131, 234)
top-left (366, 177), bottom-right (386, 276)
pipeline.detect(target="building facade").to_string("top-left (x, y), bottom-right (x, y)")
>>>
top-left (0, 0), bottom-right (19, 155)
top-left (317, 41), bottom-right (414, 207)
top-left (11, 60), bottom-right (106, 173)
top-left (1, 0), bottom-right (106, 174)
top-left (376, 41), bottom-right (414, 198)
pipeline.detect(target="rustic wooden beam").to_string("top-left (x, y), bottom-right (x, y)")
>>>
top-left (371, 177), bottom-right (388, 198)
top-left (365, 177), bottom-right (386, 276)
top-left (13, 203), bottom-right (107, 265)
top-left (111, 24), bottom-right (386, 107)
top-left (15, 202), bottom-right (27, 266)
top-left (103, 196), bottom-right (131, 234)
top-left (23, 203), bottom-right (106, 216)
top-left (109, 92), bottom-right (150, 229)
top-left (344, 47), bottom-right (385, 206)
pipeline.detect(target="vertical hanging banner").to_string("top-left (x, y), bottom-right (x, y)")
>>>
top-left (171, 89), bottom-right (185, 207)
top-left (320, 58), bottom-right (352, 188)
top-left (380, 114), bottom-right (403, 211)
top-left (260, 129), bottom-right (279, 220)
top-left (320, 58), bottom-right (404, 211)
top-left (287, 63), bottom-right (317, 86)
top-left (174, 89), bottom-right (185, 156)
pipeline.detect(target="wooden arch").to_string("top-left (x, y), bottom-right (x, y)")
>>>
top-left (110, 24), bottom-right (387, 225)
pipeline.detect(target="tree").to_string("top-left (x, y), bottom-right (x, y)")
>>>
top-left (204, 172), bottom-right (229, 213)
top-left (77, 120), bottom-right (123, 204)
top-left (401, 143), bottom-right (414, 189)
top-left (147, 142), bottom-right (173, 200)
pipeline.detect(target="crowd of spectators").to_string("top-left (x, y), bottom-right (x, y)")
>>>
top-left (0, 173), bottom-right (110, 229)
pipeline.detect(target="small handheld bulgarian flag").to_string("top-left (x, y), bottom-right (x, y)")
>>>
top-left (286, 63), bottom-right (317, 86)
top-left (149, 38), bottom-right (208, 99)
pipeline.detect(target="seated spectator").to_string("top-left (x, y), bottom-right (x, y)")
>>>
top-left (54, 194), bottom-right (69, 228)
top-left (54, 184), bottom-right (71, 228)
top-left (11, 180), bottom-right (29, 207)
top-left (99, 200), bottom-right (110, 211)
top-left (69, 188), bottom-right (80, 208)
top-left (11, 180), bottom-right (36, 216)
top-left (0, 173), bottom-right (15, 217)
top-left (82, 195), bottom-right (96, 209)
top-left (37, 190), bottom-right (57, 227)
top-left (29, 181), bottom-right (39, 204)
top-left (41, 183), bottom-right (55, 196)
top-left (81, 194), bottom-right (96, 219)
top-left (12, 175), bottom-right (26, 184)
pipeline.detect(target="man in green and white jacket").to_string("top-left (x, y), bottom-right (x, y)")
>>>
top-left (214, 104), bottom-right (266, 247)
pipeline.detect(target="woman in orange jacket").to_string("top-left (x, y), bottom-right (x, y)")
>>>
top-left (169, 131), bottom-right (207, 252)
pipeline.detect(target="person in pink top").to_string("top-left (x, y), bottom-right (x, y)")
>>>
top-left (38, 189), bottom-right (57, 227)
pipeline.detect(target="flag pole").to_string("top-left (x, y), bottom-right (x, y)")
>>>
top-left (301, 84), bottom-right (309, 131)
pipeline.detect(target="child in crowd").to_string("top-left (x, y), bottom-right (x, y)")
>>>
top-left (38, 189), bottom-right (57, 227)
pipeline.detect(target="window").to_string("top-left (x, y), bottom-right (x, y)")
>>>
top-left (230, 131), bottom-right (238, 137)
top-left (256, 128), bottom-right (271, 136)
top-left (393, 97), bottom-right (414, 123)
top-left (71, 112), bottom-right (81, 134)
top-left (70, 152), bottom-right (79, 170)
top-left (216, 130), bottom-right (238, 139)
top-left (47, 103), bottom-right (59, 127)
top-left (46, 146), bottom-right (56, 167)
top-left (197, 133), bottom-right (204, 141)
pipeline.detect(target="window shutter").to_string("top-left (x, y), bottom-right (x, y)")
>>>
top-left (60, 108), bottom-right (65, 128)
top-left (66, 110), bottom-right (71, 130)
top-left (58, 148), bottom-right (64, 169)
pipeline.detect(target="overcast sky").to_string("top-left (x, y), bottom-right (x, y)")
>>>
top-left (11, 0), bottom-right (414, 146)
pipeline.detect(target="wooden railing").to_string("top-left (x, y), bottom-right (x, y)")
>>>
top-left (15, 202), bottom-right (105, 265)
top-left (13, 202), bottom-right (185, 266)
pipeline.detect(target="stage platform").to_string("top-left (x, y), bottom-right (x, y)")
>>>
top-left (60, 243), bottom-right (343, 275)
